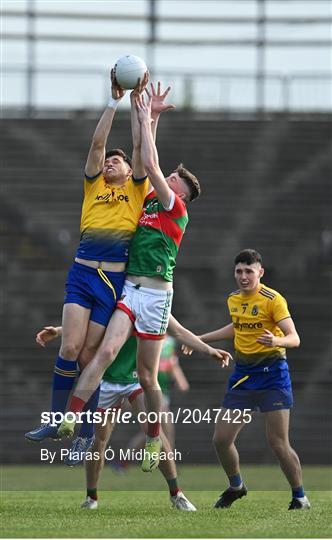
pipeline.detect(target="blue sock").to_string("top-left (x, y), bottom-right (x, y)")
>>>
top-left (51, 356), bottom-right (77, 416)
top-left (292, 486), bottom-right (305, 498)
top-left (229, 473), bottom-right (243, 489)
top-left (79, 385), bottom-right (101, 438)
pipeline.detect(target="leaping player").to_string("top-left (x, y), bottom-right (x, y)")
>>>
top-left (57, 94), bottom-right (230, 473)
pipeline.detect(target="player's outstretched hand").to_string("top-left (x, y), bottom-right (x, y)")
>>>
top-left (111, 68), bottom-right (126, 99)
top-left (146, 82), bottom-right (176, 118)
top-left (36, 326), bottom-right (59, 347)
top-left (181, 344), bottom-right (194, 355)
top-left (209, 347), bottom-right (232, 368)
top-left (131, 70), bottom-right (150, 98)
top-left (257, 329), bottom-right (279, 347)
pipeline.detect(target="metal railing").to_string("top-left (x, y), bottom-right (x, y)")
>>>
top-left (3, 65), bottom-right (331, 114)
top-left (2, 0), bottom-right (332, 114)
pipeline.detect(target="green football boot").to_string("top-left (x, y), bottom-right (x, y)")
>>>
top-left (57, 417), bottom-right (76, 438)
top-left (141, 437), bottom-right (161, 472)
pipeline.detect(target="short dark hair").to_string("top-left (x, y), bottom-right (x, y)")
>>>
top-left (234, 249), bottom-right (262, 266)
top-left (105, 148), bottom-right (132, 168)
top-left (176, 163), bottom-right (201, 202)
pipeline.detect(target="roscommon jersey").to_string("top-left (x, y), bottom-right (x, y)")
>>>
top-left (76, 174), bottom-right (149, 262)
top-left (228, 283), bottom-right (291, 365)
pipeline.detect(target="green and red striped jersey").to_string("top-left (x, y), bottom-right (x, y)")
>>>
top-left (126, 190), bottom-right (188, 282)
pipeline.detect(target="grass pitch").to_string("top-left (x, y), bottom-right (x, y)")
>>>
top-left (1, 465), bottom-right (332, 538)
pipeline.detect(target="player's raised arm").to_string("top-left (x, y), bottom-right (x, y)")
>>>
top-left (85, 69), bottom-right (126, 178)
top-left (168, 314), bottom-right (232, 366)
top-left (135, 94), bottom-right (174, 209)
top-left (131, 80), bottom-right (175, 180)
top-left (130, 72), bottom-right (149, 179)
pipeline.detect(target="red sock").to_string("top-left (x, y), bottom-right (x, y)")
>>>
top-left (147, 421), bottom-right (160, 438)
top-left (69, 395), bottom-right (86, 414)
top-left (170, 488), bottom-right (180, 497)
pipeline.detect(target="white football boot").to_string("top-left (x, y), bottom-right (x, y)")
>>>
top-left (80, 496), bottom-right (98, 510)
top-left (170, 491), bottom-right (197, 511)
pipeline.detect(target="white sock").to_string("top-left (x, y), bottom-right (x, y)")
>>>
top-left (230, 482), bottom-right (243, 490)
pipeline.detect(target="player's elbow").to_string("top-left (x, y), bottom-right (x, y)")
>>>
top-left (288, 333), bottom-right (300, 348)
top-left (90, 136), bottom-right (105, 151)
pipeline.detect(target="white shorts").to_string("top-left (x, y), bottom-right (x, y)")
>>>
top-left (117, 280), bottom-right (173, 339)
top-left (97, 380), bottom-right (143, 411)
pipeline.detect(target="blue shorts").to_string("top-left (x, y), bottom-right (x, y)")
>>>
top-left (64, 262), bottom-right (125, 327)
top-left (222, 360), bottom-right (293, 412)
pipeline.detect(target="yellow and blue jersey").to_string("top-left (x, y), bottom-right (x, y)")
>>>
top-left (227, 283), bottom-right (291, 364)
top-left (76, 173), bottom-right (149, 262)
top-left (223, 283), bottom-right (294, 410)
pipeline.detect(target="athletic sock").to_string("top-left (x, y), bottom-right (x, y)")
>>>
top-left (147, 421), bottom-right (160, 438)
top-left (68, 395), bottom-right (86, 415)
top-left (51, 356), bottom-right (77, 415)
top-left (87, 488), bottom-right (97, 501)
top-left (79, 386), bottom-right (101, 438)
top-left (292, 486), bottom-right (305, 498)
top-left (167, 477), bottom-right (180, 497)
top-left (228, 473), bottom-right (243, 490)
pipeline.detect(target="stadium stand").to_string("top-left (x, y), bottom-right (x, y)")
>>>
top-left (1, 113), bottom-right (331, 464)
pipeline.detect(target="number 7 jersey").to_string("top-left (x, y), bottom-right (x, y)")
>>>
top-left (227, 283), bottom-right (291, 365)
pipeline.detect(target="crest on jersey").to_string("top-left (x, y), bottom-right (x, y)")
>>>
top-left (251, 305), bottom-right (258, 315)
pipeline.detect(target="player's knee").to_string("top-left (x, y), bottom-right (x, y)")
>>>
top-left (60, 342), bottom-right (81, 360)
top-left (267, 435), bottom-right (288, 455)
top-left (93, 437), bottom-right (108, 454)
top-left (92, 425), bottom-right (109, 452)
top-left (138, 375), bottom-right (151, 390)
top-left (137, 372), bottom-right (156, 390)
top-left (97, 344), bottom-right (118, 366)
top-left (212, 430), bottom-right (232, 449)
top-left (78, 355), bottom-right (90, 371)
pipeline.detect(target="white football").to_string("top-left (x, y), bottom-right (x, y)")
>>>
top-left (114, 55), bottom-right (147, 90)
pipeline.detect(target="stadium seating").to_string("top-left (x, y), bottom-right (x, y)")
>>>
top-left (1, 113), bottom-right (331, 464)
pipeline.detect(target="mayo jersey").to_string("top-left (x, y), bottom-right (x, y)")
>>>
top-left (126, 190), bottom-right (188, 282)
top-left (102, 335), bottom-right (137, 384)
top-left (102, 334), bottom-right (178, 390)
top-left (76, 174), bottom-right (149, 262)
top-left (158, 335), bottom-right (177, 394)
top-left (227, 283), bottom-right (291, 365)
